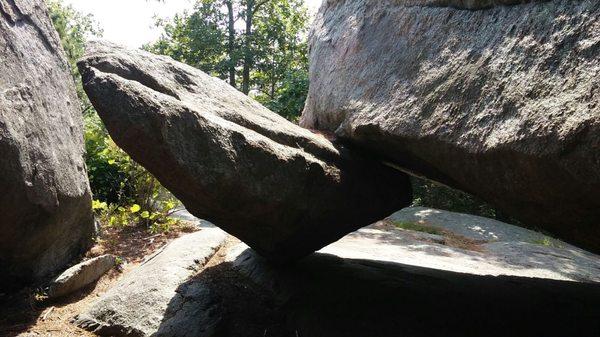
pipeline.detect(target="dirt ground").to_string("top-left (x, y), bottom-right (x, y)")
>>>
top-left (0, 222), bottom-right (198, 337)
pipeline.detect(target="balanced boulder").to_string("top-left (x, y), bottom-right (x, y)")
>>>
top-left (0, 0), bottom-right (94, 288)
top-left (77, 41), bottom-right (412, 262)
top-left (301, 0), bottom-right (600, 252)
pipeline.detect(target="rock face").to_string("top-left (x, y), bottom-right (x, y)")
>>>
top-left (301, 0), bottom-right (600, 252)
top-left (0, 0), bottom-right (94, 288)
top-left (77, 41), bottom-right (412, 262)
top-left (47, 254), bottom-right (116, 299)
top-left (75, 229), bottom-right (227, 337)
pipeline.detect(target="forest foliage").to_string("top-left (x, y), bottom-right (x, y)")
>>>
top-left (146, 0), bottom-right (310, 120)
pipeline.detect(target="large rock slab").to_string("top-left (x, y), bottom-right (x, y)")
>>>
top-left (389, 206), bottom-right (568, 244)
top-left (77, 41), bottom-right (412, 262)
top-left (301, 0), bottom-right (600, 252)
top-left (0, 0), bottom-right (94, 288)
top-left (226, 242), bottom-right (600, 337)
top-left (74, 229), bottom-right (227, 337)
top-left (77, 212), bottom-right (600, 337)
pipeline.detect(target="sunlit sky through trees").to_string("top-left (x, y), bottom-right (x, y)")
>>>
top-left (62, 0), bottom-right (323, 48)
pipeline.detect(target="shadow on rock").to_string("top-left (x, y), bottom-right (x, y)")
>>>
top-left (157, 248), bottom-right (600, 337)
top-left (154, 262), bottom-right (292, 337)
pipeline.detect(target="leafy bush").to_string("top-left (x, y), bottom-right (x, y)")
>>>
top-left (85, 113), bottom-right (181, 233)
top-left (92, 199), bottom-right (180, 234)
top-left (84, 113), bottom-right (131, 204)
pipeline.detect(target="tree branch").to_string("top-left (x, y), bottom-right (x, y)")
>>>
top-left (254, 0), bottom-right (269, 12)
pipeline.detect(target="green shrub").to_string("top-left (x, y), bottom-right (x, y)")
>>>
top-left (84, 113), bottom-right (132, 204)
top-left (85, 113), bottom-right (180, 233)
top-left (92, 195), bottom-right (180, 234)
top-left (255, 69), bottom-right (309, 121)
top-left (529, 236), bottom-right (564, 249)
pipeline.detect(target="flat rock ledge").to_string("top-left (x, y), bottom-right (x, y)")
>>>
top-left (74, 228), bottom-right (226, 337)
top-left (335, 207), bottom-right (600, 283)
top-left (225, 228), bottom-right (600, 337)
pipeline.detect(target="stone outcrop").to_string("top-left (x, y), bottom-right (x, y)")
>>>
top-left (75, 229), bottom-right (227, 337)
top-left (301, 0), bottom-right (600, 252)
top-left (0, 0), bottom-right (94, 288)
top-left (77, 41), bottom-right (412, 262)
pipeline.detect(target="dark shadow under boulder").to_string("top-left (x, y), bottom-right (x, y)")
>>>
top-left (221, 246), bottom-right (600, 337)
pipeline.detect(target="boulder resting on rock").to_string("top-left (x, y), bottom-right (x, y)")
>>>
top-left (0, 0), bottom-right (94, 288)
top-left (77, 41), bottom-right (412, 262)
top-left (301, 0), bottom-right (600, 252)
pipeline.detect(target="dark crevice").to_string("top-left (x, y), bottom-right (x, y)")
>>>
top-left (326, 0), bottom-right (550, 11)
top-left (0, 1), bottom-right (16, 25)
top-left (412, 0), bottom-right (548, 11)
top-left (79, 58), bottom-right (181, 100)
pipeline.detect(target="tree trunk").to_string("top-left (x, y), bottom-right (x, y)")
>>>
top-left (226, 0), bottom-right (236, 88)
top-left (270, 51), bottom-right (276, 98)
top-left (242, 0), bottom-right (254, 94)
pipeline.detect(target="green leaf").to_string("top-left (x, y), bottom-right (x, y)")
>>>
top-left (129, 204), bottom-right (141, 213)
top-left (92, 199), bottom-right (107, 210)
top-left (140, 211), bottom-right (150, 219)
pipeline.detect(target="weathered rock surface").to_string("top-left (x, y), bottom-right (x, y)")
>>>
top-left (350, 207), bottom-right (600, 283)
top-left (389, 206), bottom-right (567, 244)
top-left (226, 242), bottom-right (600, 337)
top-left (77, 41), bottom-right (412, 262)
top-left (301, 0), bottom-right (600, 252)
top-left (47, 254), bottom-right (116, 299)
top-left (0, 0), bottom-right (94, 288)
top-left (74, 229), bottom-right (227, 337)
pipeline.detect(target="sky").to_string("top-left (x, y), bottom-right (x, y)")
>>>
top-left (62, 0), bottom-right (323, 48)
